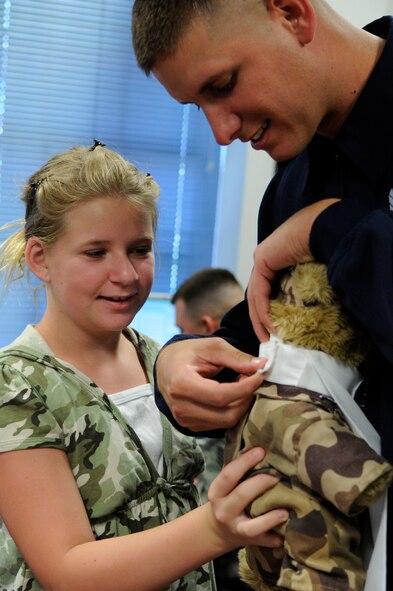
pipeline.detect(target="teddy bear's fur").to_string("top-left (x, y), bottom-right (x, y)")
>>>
top-left (269, 262), bottom-right (369, 367)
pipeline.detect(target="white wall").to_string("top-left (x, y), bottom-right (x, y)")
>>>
top-left (213, 0), bottom-right (393, 289)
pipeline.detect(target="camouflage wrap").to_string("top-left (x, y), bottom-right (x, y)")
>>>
top-left (225, 382), bottom-right (393, 591)
top-left (0, 325), bottom-right (215, 591)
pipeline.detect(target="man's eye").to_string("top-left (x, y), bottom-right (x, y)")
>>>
top-left (210, 75), bottom-right (236, 97)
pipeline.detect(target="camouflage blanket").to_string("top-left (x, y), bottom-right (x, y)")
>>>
top-left (225, 381), bottom-right (393, 591)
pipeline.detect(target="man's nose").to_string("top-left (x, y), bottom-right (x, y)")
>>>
top-left (202, 105), bottom-right (241, 146)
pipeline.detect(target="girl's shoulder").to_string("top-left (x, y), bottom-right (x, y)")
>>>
top-left (0, 326), bottom-right (81, 397)
top-left (1, 324), bottom-right (51, 357)
top-left (124, 327), bottom-right (161, 359)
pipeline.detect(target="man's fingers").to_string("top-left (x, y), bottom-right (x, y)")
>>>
top-left (167, 370), bottom-right (263, 415)
top-left (158, 337), bottom-right (265, 375)
top-left (163, 370), bottom-right (259, 429)
top-left (155, 338), bottom-right (268, 430)
top-left (247, 265), bottom-right (276, 341)
top-left (169, 396), bottom-right (252, 430)
top-left (249, 308), bottom-right (273, 343)
top-left (156, 343), bottom-right (267, 429)
top-left (191, 337), bottom-right (267, 375)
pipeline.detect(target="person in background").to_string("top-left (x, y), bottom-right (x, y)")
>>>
top-left (132, 1), bottom-right (393, 588)
top-left (172, 267), bottom-right (247, 591)
top-left (172, 268), bottom-right (244, 336)
top-left (0, 141), bottom-right (288, 591)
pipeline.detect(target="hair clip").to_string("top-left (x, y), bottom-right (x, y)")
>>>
top-left (90, 139), bottom-right (106, 150)
top-left (30, 179), bottom-right (44, 193)
top-left (26, 179), bottom-right (44, 219)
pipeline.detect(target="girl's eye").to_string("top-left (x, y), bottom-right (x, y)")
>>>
top-left (133, 245), bottom-right (152, 257)
top-left (86, 249), bottom-right (105, 258)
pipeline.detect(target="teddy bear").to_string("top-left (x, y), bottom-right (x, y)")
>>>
top-left (225, 262), bottom-right (393, 591)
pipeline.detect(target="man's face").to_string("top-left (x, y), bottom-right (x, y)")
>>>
top-left (153, 0), bottom-right (331, 162)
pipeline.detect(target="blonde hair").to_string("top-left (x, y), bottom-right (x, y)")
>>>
top-left (0, 143), bottom-right (160, 289)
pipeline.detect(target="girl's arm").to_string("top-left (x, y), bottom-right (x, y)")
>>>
top-left (0, 446), bottom-right (287, 591)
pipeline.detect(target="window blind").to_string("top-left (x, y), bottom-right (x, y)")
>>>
top-left (0, 0), bottom-right (220, 346)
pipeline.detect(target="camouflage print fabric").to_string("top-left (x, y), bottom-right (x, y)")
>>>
top-left (0, 325), bottom-right (216, 591)
top-left (195, 437), bottom-right (225, 504)
top-left (225, 382), bottom-right (393, 591)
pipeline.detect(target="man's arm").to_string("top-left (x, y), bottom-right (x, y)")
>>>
top-left (314, 205), bottom-right (393, 364)
top-left (247, 197), bottom-right (393, 365)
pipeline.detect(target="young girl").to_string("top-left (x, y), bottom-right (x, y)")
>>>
top-left (0, 142), bottom-right (287, 591)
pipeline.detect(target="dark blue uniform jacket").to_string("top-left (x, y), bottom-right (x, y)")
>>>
top-left (155, 17), bottom-right (393, 588)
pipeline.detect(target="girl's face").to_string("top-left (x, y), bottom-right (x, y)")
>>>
top-left (38, 195), bottom-right (155, 338)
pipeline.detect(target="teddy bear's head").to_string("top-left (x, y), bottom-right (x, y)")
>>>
top-left (269, 262), bottom-right (369, 367)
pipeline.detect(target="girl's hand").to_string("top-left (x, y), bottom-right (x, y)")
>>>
top-left (206, 447), bottom-right (288, 553)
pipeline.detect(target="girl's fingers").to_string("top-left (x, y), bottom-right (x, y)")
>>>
top-left (208, 448), bottom-right (266, 500)
top-left (238, 509), bottom-right (288, 544)
top-left (218, 472), bottom-right (279, 517)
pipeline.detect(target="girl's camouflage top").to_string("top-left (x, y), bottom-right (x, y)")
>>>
top-left (0, 325), bottom-right (215, 591)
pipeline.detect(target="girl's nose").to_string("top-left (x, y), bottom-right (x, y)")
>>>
top-left (109, 255), bottom-right (138, 283)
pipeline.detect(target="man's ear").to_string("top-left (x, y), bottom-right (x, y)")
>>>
top-left (267, 0), bottom-right (316, 45)
top-left (200, 314), bottom-right (220, 335)
top-left (25, 237), bottom-right (50, 282)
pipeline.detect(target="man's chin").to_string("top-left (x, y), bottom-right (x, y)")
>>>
top-left (265, 141), bottom-right (308, 163)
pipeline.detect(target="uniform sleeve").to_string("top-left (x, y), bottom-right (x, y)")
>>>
top-left (310, 203), bottom-right (393, 364)
top-left (0, 363), bottom-right (64, 452)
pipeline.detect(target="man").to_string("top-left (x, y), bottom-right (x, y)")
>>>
top-left (172, 268), bottom-right (244, 335)
top-left (132, 1), bottom-right (393, 588)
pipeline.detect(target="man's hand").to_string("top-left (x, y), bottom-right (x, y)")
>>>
top-left (248, 199), bottom-right (340, 342)
top-left (155, 337), bottom-right (267, 431)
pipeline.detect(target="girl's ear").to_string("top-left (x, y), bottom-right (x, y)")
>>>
top-left (268, 0), bottom-right (316, 46)
top-left (25, 237), bottom-right (50, 282)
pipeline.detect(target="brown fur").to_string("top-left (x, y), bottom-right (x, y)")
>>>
top-left (269, 263), bottom-right (369, 367)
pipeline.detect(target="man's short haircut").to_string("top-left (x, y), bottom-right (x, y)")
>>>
top-left (132, 0), bottom-right (219, 75)
top-left (171, 267), bottom-right (244, 322)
